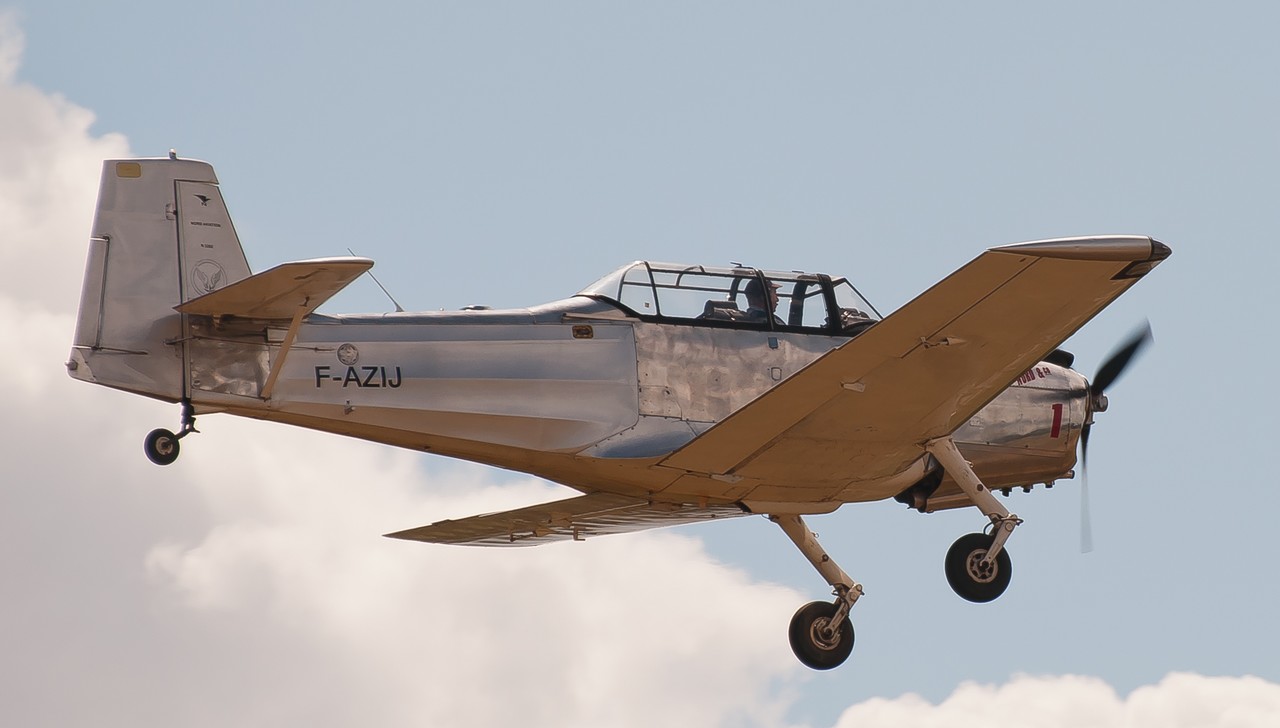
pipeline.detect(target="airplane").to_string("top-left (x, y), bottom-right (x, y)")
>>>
top-left (67, 155), bottom-right (1169, 670)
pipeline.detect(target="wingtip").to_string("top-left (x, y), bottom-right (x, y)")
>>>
top-left (1149, 239), bottom-right (1173, 262)
top-left (993, 236), bottom-right (1170, 262)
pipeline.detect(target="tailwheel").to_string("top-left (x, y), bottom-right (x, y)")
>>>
top-left (143, 399), bottom-right (198, 466)
top-left (788, 600), bottom-right (854, 670)
top-left (945, 532), bottom-right (1012, 603)
top-left (144, 428), bottom-right (180, 466)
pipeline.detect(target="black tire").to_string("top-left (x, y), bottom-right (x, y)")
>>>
top-left (945, 532), bottom-right (1012, 603)
top-left (144, 428), bottom-right (180, 466)
top-left (787, 600), bottom-right (854, 670)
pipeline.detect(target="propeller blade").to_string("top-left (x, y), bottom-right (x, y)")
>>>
top-left (1077, 321), bottom-right (1152, 554)
top-left (1080, 422), bottom-right (1093, 553)
top-left (1091, 320), bottom-right (1153, 395)
top-left (1080, 473), bottom-right (1094, 553)
top-left (1081, 421), bottom-right (1091, 472)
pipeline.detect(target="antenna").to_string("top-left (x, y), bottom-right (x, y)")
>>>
top-left (347, 247), bottom-right (405, 312)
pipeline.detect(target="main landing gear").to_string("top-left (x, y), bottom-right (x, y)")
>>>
top-left (143, 399), bottom-right (198, 466)
top-left (772, 514), bottom-right (861, 670)
top-left (773, 437), bottom-right (1024, 670)
top-left (926, 437), bottom-right (1022, 603)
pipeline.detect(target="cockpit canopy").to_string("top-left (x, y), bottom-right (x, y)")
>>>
top-left (579, 261), bottom-right (881, 334)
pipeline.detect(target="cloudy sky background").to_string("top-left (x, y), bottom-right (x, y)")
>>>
top-left (3, 3), bottom-right (1279, 726)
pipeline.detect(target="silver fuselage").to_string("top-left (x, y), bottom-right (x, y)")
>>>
top-left (176, 295), bottom-right (1086, 511)
top-left (63, 158), bottom-right (1089, 514)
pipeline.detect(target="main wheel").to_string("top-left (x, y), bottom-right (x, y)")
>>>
top-left (945, 532), bottom-right (1012, 603)
top-left (788, 600), bottom-right (854, 670)
top-left (144, 428), bottom-right (180, 466)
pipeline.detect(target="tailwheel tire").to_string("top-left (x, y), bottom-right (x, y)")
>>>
top-left (788, 600), bottom-right (854, 670)
top-left (945, 532), bottom-right (1012, 603)
top-left (144, 428), bottom-right (180, 466)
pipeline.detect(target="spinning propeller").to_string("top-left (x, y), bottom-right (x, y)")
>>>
top-left (1079, 321), bottom-right (1154, 552)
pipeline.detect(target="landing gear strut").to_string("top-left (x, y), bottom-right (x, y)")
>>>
top-left (926, 436), bottom-right (1022, 603)
top-left (772, 514), bottom-right (861, 670)
top-left (772, 437), bottom-right (1027, 668)
top-left (143, 399), bottom-right (198, 466)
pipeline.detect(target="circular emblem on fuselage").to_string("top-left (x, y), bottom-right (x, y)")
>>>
top-left (190, 260), bottom-right (227, 296)
top-left (336, 343), bottom-right (359, 366)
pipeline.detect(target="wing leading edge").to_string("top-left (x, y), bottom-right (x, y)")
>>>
top-left (386, 492), bottom-right (748, 547)
top-left (659, 236), bottom-right (1171, 487)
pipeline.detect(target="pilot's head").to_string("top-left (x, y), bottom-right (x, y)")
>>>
top-left (745, 277), bottom-right (780, 312)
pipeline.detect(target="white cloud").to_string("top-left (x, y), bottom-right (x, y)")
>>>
top-left (832, 673), bottom-right (1280, 728)
top-left (136, 421), bottom-right (803, 727)
top-left (0, 20), bottom-right (802, 727)
top-left (0, 14), bottom-right (128, 314)
top-left (0, 10), bottom-right (21, 82)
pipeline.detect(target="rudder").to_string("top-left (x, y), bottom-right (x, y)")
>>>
top-left (68, 157), bottom-right (252, 401)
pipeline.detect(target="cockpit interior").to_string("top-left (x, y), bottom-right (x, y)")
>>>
top-left (579, 261), bottom-right (881, 335)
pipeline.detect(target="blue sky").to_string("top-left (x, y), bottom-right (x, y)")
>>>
top-left (2, 3), bottom-right (1278, 726)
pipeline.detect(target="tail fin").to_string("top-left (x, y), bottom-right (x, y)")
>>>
top-left (68, 157), bottom-right (251, 401)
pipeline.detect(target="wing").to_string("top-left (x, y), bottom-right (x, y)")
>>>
top-left (385, 492), bottom-right (748, 547)
top-left (659, 236), bottom-right (1171, 485)
top-left (176, 257), bottom-right (373, 320)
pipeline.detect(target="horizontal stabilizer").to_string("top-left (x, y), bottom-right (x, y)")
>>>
top-left (386, 492), bottom-right (747, 547)
top-left (176, 257), bottom-right (373, 320)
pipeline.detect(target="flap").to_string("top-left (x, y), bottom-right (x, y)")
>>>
top-left (176, 256), bottom-right (373, 319)
top-left (385, 492), bottom-right (747, 547)
top-left (658, 236), bottom-right (1170, 484)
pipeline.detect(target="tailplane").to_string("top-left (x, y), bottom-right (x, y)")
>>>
top-left (67, 157), bottom-right (251, 401)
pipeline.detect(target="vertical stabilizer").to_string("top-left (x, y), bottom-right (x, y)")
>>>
top-left (68, 158), bottom-right (252, 401)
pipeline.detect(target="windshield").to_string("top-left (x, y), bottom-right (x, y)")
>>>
top-left (579, 261), bottom-right (881, 333)
top-left (829, 276), bottom-right (881, 327)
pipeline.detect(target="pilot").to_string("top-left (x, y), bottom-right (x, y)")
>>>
top-left (744, 277), bottom-right (783, 325)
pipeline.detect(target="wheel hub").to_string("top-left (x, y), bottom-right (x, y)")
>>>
top-left (809, 617), bottom-right (843, 651)
top-left (965, 549), bottom-right (998, 583)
